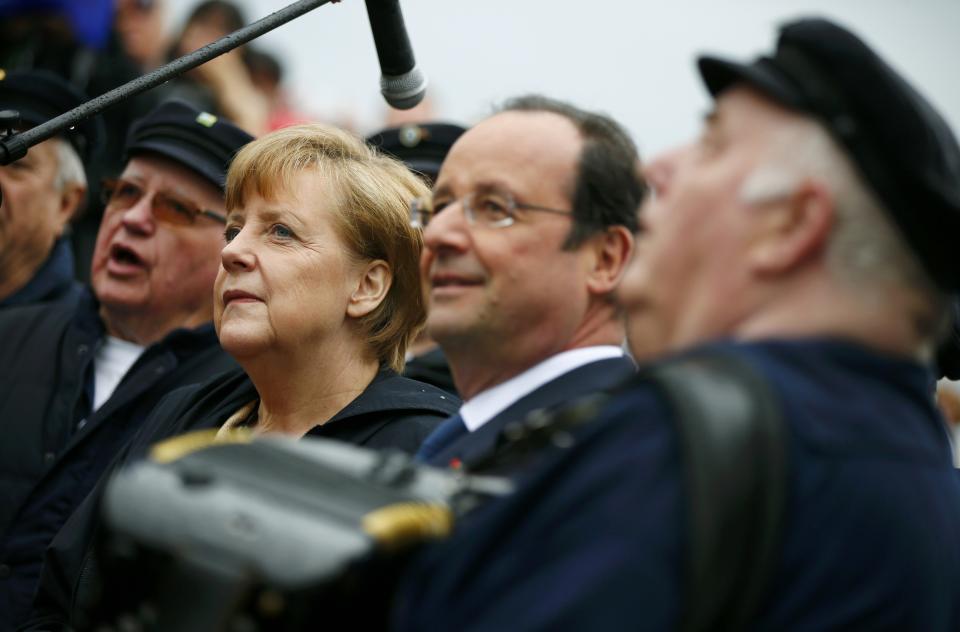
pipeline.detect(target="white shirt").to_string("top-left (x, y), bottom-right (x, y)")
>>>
top-left (460, 346), bottom-right (628, 432)
top-left (93, 336), bottom-right (145, 411)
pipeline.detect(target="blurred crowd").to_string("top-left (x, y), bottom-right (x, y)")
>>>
top-left (0, 2), bottom-right (959, 631)
top-left (0, 0), bottom-right (395, 281)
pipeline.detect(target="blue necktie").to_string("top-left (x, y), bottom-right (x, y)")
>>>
top-left (416, 413), bottom-right (468, 462)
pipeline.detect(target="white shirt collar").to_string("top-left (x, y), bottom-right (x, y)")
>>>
top-left (459, 346), bottom-right (626, 432)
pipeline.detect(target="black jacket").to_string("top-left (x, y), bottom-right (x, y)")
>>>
top-left (22, 367), bottom-right (458, 631)
top-left (425, 356), bottom-right (637, 469)
top-left (0, 239), bottom-right (82, 310)
top-left (403, 347), bottom-right (458, 397)
top-left (0, 290), bottom-right (237, 631)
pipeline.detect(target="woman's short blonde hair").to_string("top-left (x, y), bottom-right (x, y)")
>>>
top-left (225, 123), bottom-right (429, 372)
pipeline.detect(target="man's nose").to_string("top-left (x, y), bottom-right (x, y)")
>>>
top-left (422, 198), bottom-right (471, 253)
top-left (119, 193), bottom-right (157, 235)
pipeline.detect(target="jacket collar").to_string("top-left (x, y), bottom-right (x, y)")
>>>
top-left (0, 237), bottom-right (79, 308)
top-left (431, 356), bottom-right (636, 468)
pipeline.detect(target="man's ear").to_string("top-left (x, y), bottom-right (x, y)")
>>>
top-left (347, 259), bottom-right (392, 318)
top-left (55, 183), bottom-right (86, 237)
top-left (749, 180), bottom-right (834, 275)
top-left (585, 225), bottom-right (635, 296)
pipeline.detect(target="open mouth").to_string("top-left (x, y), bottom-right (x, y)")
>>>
top-left (109, 244), bottom-right (146, 269)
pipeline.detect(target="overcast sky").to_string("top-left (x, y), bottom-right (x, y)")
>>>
top-left (167, 0), bottom-right (960, 157)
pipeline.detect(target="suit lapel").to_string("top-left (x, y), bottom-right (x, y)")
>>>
top-left (430, 356), bottom-right (635, 467)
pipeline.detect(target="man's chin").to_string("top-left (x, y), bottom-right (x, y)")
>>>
top-left (94, 284), bottom-right (149, 313)
top-left (426, 317), bottom-right (483, 351)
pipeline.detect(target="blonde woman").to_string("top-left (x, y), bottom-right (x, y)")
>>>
top-left (131, 122), bottom-right (458, 451)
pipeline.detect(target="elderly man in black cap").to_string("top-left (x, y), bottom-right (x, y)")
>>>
top-left (0, 69), bottom-right (102, 308)
top-left (367, 122), bottom-right (466, 395)
top-left (391, 18), bottom-right (960, 631)
top-left (0, 99), bottom-right (251, 630)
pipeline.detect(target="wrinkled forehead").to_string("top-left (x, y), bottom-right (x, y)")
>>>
top-left (707, 86), bottom-right (812, 150)
top-left (436, 111), bottom-right (582, 198)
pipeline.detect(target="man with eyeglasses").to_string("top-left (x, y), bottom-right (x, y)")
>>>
top-left (409, 95), bottom-right (644, 468)
top-left (0, 99), bottom-right (251, 630)
top-left (0, 69), bottom-right (100, 309)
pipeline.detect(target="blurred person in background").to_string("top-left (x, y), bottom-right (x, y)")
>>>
top-left (244, 48), bottom-right (312, 131)
top-left (114, 0), bottom-right (172, 72)
top-left (367, 121), bottom-right (467, 395)
top-left (0, 0), bottom-right (163, 282)
top-left (165, 0), bottom-right (269, 135)
top-left (0, 100), bottom-right (250, 631)
top-left (0, 69), bottom-right (101, 308)
top-left (383, 94), bottom-right (438, 129)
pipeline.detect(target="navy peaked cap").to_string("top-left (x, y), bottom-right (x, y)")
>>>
top-left (124, 100), bottom-right (253, 191)
top-left (366, 122), bottom-right (466, 181)
top-left (0, 68), bottom-right (104, 162)
top-left (698, 17), bottom-right (960, 290)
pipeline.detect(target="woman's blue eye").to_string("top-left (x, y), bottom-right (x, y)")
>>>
top-left (271, 224), bottom-right (293, 239)
top-left (224, 226), bottom-right (241, 242)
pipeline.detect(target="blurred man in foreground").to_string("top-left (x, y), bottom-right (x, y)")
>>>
top-left (409, 95), bottom-right (645, 467)
top-left (0, 100), bottom-right (251, 630)
top-left (393, 18), bottom-right (960, 631)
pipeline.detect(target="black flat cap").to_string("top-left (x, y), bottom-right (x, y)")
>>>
top-left (124, 100), bottom-right (253, 191)
top-left (366, 123), bottom-right (466, 182)
top-left (698, 17), bottom-right (960, 290)
top-left (0, 68), bottom-right (104, 162)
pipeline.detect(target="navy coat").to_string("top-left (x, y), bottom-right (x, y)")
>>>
top-left (424, 356), bottom-right (636, 470)
top-left (392, 339), bottom-right (960, 631)
top-left (403, 347), bottom-right (458, 396)
top-left (23, 367), bottom-right (458, 631)
top-left (0, 290), bottom-right (236, 631)
top-left (0, 239), bottom-right (82, 310)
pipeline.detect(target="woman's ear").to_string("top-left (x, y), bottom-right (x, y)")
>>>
top-left (347, 259), bottom-right (392, 318)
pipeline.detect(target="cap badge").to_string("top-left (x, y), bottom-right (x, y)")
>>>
top-left (399, 124), bottom-right (424, 147)
top-left (195, 112), bottom-right (218, 128)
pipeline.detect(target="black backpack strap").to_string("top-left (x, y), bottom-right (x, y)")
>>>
top-left (643, 351), bottom-right (788, 632)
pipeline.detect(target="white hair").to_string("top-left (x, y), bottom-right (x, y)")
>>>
top-left (53, 137), bottom-right (87, 191)
top-left (740, 118), bottom-right (950, 339)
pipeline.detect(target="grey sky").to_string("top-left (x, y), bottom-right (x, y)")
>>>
top-left (168, 0), bottom-right (960, 157)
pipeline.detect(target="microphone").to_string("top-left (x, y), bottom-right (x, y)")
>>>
top-left (364, 0), bottom-right (428, 109)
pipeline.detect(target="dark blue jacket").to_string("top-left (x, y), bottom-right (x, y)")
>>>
top-left (0, 289), bottom-right (236, 631)
top-left (392, 338), bottom-right (960, 631)
top-left (0, 238), bottom-right (82, 310)
top-left (424, 355), bottom-right (636, 469)
top-left (21, 365), bottom-right (458, 631)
